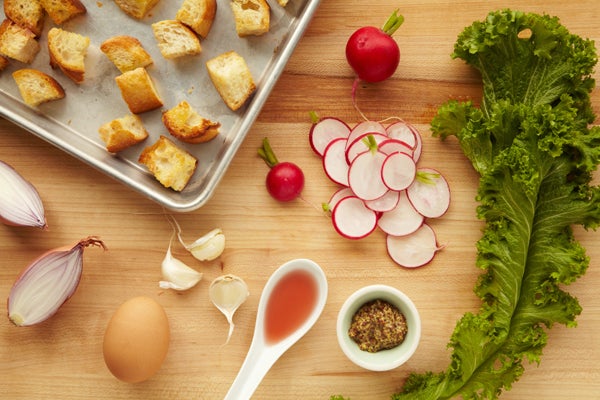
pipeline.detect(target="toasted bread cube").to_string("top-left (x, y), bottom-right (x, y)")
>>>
top-left (151, 20), bottom-right (201, 59)
top-left (230, 0), bottom-right (270, 37)
top-left (162, 101), bottom-right (220, 144)
top-left (99, 114), bottom-right (149, 153)
top-left (206, 51), bottom-right (256, 111)
top-left (40, 0), bottom-right (86, 25)
top-left (47, 27), bottom-right (90, 84)
top-left (175, 0), bottom-right (216, 38)
top-left (4, 0), bottom-right (45, 37)
top-left (0, 55), bottom-right (9, 70)
top-left (12, 69), bottom-right (65, 107)
top-left (114, 0), bottom-right (160, 19)
top-left (115, 67), bottom-right (163, 114)
top-left (139, 135), bottom-right (198, 191)
top-left (276, 0), bottom-right (289, 6)
top-left (0, 19), bottom-right (40, 64)
top-left (100, 35), bottom-right (153, 73)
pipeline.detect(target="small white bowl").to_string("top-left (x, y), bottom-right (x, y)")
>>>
top-left (336, 284), bottom-right (421, 371)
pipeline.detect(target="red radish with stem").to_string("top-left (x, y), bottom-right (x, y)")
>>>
top-left (258, 138), bottom-right (305, 202)
top-left (346, 10), bottom-right (404, 83)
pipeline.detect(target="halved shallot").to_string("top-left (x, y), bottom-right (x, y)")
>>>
top-left (8, 237), bottom-right (106, 326)
top-left (0, 160), bottom-right (47, 229)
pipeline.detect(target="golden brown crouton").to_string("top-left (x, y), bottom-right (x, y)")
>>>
top-left (4, 0), bottom-right (45, 37)
top-left (162, 101), bottom-right (220, 144)
top-left (206, 51), bottom-right (256, 111)
top-left (100, 35), bottom-right (153, 73)
top-left (151, 20), bottom-right (202, 59)
top-left (98, 114), bottom-right (149, 152)
top-left (230, 0), bottom-right (270, 37)
top-left (175, 0), bottom-right (216, 38)
top-left (139, 135), bottom-right (198, 191)
top-left (47, 27), bottom-right (90, 83)
top-left (113, 0), bottom-right (160, 19)
top-left (115, 67), bottom-right (163, 114)
top-left (40, 0), bottom-right (86, 25)
top-left (0, 19), bottom-right (40, 64)
top-left (12, 68), bottom-right (65, 107)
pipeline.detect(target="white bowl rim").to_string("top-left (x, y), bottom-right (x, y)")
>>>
top-left (336, 284), bottom-right (421, 371)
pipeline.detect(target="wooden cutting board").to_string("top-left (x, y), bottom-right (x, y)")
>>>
top-left (1, 1), bottom-right (599, 399)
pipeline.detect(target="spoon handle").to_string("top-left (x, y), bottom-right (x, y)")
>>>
top-left (223, 344), bottom-right (278, 400)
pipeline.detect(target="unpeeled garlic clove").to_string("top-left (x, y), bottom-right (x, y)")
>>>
top-left (209, 274), bottom-right (249, 344)
top-left (159, 239), bottom-right (202, 291)
top-left (183, 228), bottom-right (225, 261)
top-left (0, 160), bottom-right (47, 229)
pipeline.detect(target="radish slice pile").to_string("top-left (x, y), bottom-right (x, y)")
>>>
top-left (311, 117), bottom-right (450, 268)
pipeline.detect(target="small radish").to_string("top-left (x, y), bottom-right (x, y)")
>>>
top-left (406, 168), bottom-right (450, 218)
top-left (345, 120), bottom-right (387, 152)
top-left (346, 10), bottom-right (404, 83)
top-left (386, 224), bottom-right (442, 268)
top-left (381, 151), bottom-right (416, 191)
top-left (323, 137), bottom-right (350, 186)
top-left (258, 137), bottom-right (304, 202)
top-left (332, 196), bottom-right (378, 239)
top-left (323, 187), bottom-right (355, 212)
top-left (309, 113), bottom-right (351, 157)
top-left (377, 190), bottom-right (423, 236)
top-left (348, 136), bottom-right (389, 201)
top-left (346, 132), bottom-right (388, 164)
top-left (364, 189), bottom-right (400, 213)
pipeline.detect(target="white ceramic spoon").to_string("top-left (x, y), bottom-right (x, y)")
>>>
top-left (223, 258), bottom-right (328, 400)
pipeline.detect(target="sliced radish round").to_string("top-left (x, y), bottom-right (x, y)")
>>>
top-left (386, 121), bottom-right (423, 162)
top-left (377, 190), bottom-right (424, 236)
top-left (381, 151), bottom-right (417, 191)
top-left (346, 132), bottom-right (388, 164)
top-left (386, 224), bottom-right (441, 268)
top-left (406, 168), bottom-right (450, 218)
top-left (309, 117), bottom-right (351, 156)
top-left (365, 189), bottom-right (400, 212)
top-left (326, 187), bottom-right (354, 211)
top-left (379, 138), bottom-right (413, 157)
top-left (323, 137), bottom-right (350, 186)
top-left (332, 196), bottom-right (378, 239)
top-left (348, 150), bottom-right (389, 201)
top-left (345, 120), bottom-right (387, 151)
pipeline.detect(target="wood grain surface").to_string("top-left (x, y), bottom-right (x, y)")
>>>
top-left (1, 1), bottom-right (599, 399)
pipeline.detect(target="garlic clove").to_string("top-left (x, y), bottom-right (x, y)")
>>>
top-left (209, 274), bottom-right (249, 344)
top-left (159, 241), bottom-right (202, 291)
top-left (183, 228), bottom-right (225, 261)
top-left (0, 160), bottom-right (47, 229)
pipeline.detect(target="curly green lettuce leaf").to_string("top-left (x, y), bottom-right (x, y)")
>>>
top-left (392, 10), bottom-right (600, 400)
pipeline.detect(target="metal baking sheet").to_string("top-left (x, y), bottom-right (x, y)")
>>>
top-left (0, 0), bottom-right (320, 211)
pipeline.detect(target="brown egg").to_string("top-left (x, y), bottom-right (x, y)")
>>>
top-left (103, 296), bottom-right (170, 383)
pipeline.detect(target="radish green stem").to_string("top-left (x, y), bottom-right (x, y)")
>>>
top-left (416, 170), bottom-right (441, 184)
top-left (361, 134), bottom-right (379, 154)
top-left (258, 137), bottom-right (279, 168)
top-left (309, 111), bottom-right (320, 124)
top-left (382, 9), bottom-right (404, 36)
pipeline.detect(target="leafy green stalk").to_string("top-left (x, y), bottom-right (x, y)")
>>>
top-left (392, 10), bottom-right (600, 399)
